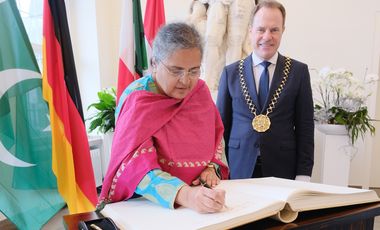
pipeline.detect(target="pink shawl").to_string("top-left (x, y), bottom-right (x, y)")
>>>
top-left (99, 80), bottom-right (228, 203)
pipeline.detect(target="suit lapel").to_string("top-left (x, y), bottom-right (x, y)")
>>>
top-left (263, 54), bottom-right (285, 112)
top-left (242, 55), bottom-right (261, 111)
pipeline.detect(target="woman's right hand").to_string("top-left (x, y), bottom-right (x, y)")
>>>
top-left (175, 185), bottom-right (226, 213)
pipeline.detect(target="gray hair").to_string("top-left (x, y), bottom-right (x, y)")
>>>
top-left (152, 22), bottom-right (203, 63)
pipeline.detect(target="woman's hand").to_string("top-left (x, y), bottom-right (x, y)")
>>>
top-left (175, 185), bottom-right (226, 213)
top-left (192, 164), bottom-right (220, 188)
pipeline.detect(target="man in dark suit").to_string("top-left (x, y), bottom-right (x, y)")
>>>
top-left (216, 0), bottom-right (314, 180)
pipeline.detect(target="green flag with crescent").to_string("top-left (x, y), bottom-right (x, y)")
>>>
top-left (0, 0), bottom-right (65, 229)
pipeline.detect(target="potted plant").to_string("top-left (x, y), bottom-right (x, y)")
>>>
top-left (87, 87), bottom-right (116, 134)
top-left (87, 87), bottom-right (116, 177)
top-left (313, 67), bottom-right (376, 145)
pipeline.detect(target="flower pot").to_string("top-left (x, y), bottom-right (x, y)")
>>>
top-left (316, 124), bottom-right (348, 135)
top-left (314, 124), bottom-right (352, 187)
top-left (101, 132), bottom-right (114, 177)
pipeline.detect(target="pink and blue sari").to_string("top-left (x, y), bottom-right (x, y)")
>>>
top-left (99, 77), bottom-right (229, 205)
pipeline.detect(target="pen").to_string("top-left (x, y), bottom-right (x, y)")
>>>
top-left (90, 223), bottom-right (103, 230)
top-left (199, 178), bottom-right (212, 189)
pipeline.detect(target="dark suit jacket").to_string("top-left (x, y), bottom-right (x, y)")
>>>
top-left (216, 53), bottom-right (314, 179)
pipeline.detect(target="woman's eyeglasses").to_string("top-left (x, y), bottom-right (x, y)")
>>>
top-left (160, 61), bottom-right (201, 79)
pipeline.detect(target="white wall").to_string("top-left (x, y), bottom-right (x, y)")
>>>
top-left (280, 1), bottom-right (379, 73)
top-left (67, 0), bottom-right (380, 187)
top-left (370, 12), bottom-right (380, 188)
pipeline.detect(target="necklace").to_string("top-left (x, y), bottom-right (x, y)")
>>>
top-left (238, 57), bottom-right (291, 132)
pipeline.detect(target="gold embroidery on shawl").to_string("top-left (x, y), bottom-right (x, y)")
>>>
top-left (158, 158), bottom-right (211, 168)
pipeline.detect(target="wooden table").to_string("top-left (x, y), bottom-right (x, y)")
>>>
top-left (63, 202), bottom-right (380, 230)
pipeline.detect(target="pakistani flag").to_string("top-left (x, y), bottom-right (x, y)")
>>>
top-left (0, 0), bottom-right (65, 229)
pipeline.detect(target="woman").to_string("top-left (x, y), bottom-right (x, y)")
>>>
top-left (99, 22), bottom-right (229, 213)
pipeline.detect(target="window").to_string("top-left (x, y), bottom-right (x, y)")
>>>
top-left (16, 0), bottom-right (43, 69)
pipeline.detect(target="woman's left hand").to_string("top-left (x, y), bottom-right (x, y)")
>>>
top-left (192, 165), bottom-right (220, 188)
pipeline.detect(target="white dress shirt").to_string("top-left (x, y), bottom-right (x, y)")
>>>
top-left (251, 52), bottom-right (278, 93)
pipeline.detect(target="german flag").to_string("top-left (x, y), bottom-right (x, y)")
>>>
top-left (42, 0), bottom-right (97, 213)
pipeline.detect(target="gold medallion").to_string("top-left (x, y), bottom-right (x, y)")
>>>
top-left (252, 114), bottom-right (271, 132)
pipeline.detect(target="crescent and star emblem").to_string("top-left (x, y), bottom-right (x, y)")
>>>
top-left (0, 69), bottom-right (50, 167)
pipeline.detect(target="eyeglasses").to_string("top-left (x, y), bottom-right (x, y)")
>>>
top-left (160, 61), bottom-right (201, 79)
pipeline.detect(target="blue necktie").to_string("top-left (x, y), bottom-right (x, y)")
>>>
top-left (258, 61), bottom-right (270, 110)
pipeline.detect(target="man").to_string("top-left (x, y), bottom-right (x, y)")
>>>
top-left (216, 0), bottom-right (314, 180)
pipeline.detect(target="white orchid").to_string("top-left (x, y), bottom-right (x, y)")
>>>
top-left (312, 67), bottom-right (376, 145)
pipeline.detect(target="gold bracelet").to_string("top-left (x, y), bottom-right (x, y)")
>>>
top-left (207, 163), bottom-right (221, 179)
top-left (207, 163), bottom-right (216, 172)
top-left (207, 163), bottom-right (214, 168)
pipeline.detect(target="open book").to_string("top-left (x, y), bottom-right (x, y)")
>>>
top-left (101, 177), bottom-right (380, 230)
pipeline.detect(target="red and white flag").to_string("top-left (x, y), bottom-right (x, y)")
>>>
top-left (144, 0), bottom-right (165, 72)
top-left (116, 0), bottom-right (148, 102)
